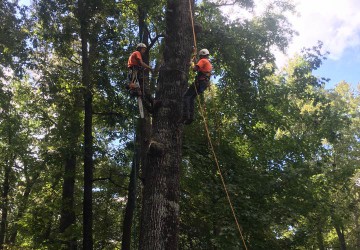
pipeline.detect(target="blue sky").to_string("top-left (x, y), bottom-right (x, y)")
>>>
top-left (315, 46), bottom-right (360, 89)
top-left (283, 0), bottom-right (360, 90)
top-left (276, 0), bottom-right (360, 90)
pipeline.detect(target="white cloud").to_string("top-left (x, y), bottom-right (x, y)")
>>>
top-left (284, 0), bottom-right (360, 60)
top-left (221, 0), bottom-right (360, 67)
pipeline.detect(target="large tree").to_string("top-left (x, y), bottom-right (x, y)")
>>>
top-left (139, 0), bottom-right (194, 248)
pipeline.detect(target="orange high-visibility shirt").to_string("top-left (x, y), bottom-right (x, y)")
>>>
top-left (128, 51), bottom-right (142, 68)
top-left (196, 58), bottom-right (212, 74)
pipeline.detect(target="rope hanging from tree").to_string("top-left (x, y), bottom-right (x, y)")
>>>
top-left (188, 1), bottom-right (248, 249)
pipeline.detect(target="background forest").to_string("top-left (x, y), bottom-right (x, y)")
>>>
top-left (1, 0), bottom-right (360, 249)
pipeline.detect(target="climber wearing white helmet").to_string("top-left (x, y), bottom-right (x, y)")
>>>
top-left (127, 43), bottom-right (161, 114)
top-left (127, 43), bottom-right (152, 73)
top-left (180, 48), bottom-right (212, 124)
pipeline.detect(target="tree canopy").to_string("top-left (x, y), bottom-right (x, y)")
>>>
top-left (0, 0), bottom-right (359, 249)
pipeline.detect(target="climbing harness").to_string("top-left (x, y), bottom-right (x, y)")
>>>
top-left (188, 0), bottom-right (248, 249)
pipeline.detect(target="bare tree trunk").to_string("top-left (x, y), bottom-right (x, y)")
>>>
top-left (78, 0), bottom-right (93, 248)
top-left (139, 0), bottom-right (194, 248)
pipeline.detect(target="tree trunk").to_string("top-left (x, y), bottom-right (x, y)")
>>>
top-left (121, 151), bottom-right (139, 250)
top-left (78, 0), bottom-right (93, 248)
top-left (59, 153), bottom-right (78, 249)
top-left (121, 5), bottom-right (153, 248)
top-left (0, 115), bottom-right (14, 250)
top-left (139, 0), bottom-right (194, 248)
top-left (138, 6), bottom-right (152, 183)
top-left (59, 95), bottom-right (81, 249)
top-left (334, 223), bottom-right (347, 250)
top-left (0, 163), bottom-right (10, 250)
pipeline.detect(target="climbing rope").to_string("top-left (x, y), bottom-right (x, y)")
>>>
top-left (188, 0), bottom-right (197, 51)
top-left (188, 1), bottom-right (248, 249)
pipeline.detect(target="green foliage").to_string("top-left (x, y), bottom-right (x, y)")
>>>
top-left (1, 0), bottom-right (360, 249)
top-left (180, 36), bottom-right (356, 249)
top-left (0, 0), bottom-right (29, 77)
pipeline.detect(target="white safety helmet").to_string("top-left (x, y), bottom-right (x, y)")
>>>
top-left (136, 43), bottom-right (147, 49)
top-left (199, 48), bottom-right (209, 56)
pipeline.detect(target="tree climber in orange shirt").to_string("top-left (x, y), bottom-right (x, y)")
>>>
top-left (180, 48), bottom-right (212, 124)
top-left (127, 43), bottom-right (161, 113)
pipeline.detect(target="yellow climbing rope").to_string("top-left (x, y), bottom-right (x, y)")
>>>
top-left (188, 1), bottom-right (248, 249)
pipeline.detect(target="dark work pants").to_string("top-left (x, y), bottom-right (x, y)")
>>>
top-left (182, 80), bottom-right (208, 120)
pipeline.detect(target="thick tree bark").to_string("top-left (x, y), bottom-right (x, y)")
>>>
top-left (139, 0), bottom-right (194, 249)
top-left (78, 0), bottom-right (94, 248)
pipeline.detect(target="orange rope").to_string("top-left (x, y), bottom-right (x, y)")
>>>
top-left (188, 0), bottom-right (197, 50)
top-left (188, 0), bottom-right (248, 249)
top-left (195, 90), bottom-right (248, 250)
